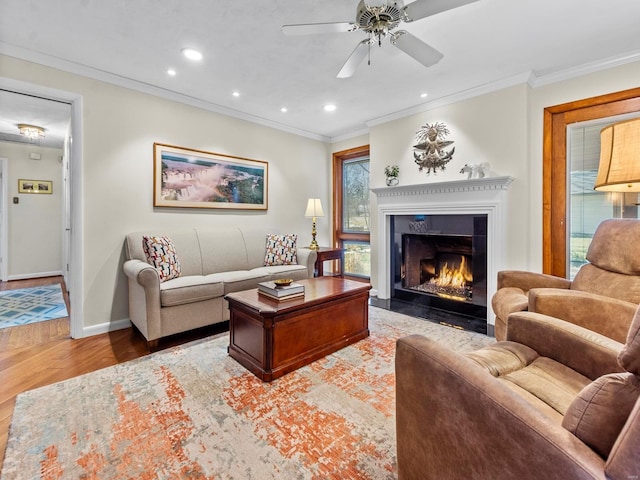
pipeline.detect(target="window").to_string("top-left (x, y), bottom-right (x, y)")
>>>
top-left (568, 116), bottom-right (639, 278)
top-left (333, 146), bottom-right (370, 279)
top-left (542, 87), bottom-right (640, 277)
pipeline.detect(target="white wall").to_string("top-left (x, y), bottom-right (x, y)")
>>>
top-left (3, 51), bottom-right (640, 333)
top-left (357, 61), bottom-right (640, 295)
top-left (1, 54), bottom-right (330, 332)
top-left (0, 142), bottom-right (64, 278)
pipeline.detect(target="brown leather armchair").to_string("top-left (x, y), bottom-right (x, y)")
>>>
top-left (395, 307), bottom-right (640, 480)
top-left (492, 218), bottom-right (640, 341)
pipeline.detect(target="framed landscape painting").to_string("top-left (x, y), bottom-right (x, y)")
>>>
top-left (153, 143), bottom-right (268, 210)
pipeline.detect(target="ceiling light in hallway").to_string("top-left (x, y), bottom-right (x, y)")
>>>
top-left (17, 124), bottom-right (45, 139)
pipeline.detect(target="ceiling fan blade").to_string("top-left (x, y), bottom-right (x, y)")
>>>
top-left (282, 22), bottom-right (357, 35)
top-left (402, 0), bottom-right (479, 22)
top-left (337, 39), bottom-right (372, 78)
top-left (391, 30), bottom-right (443, 68)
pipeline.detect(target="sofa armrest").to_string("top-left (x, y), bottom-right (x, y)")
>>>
top-left (123, 259), bottom-right (160, 287)
top-left (296, 248), bottom-right (318, 278)
top-left (395, 335), bottom-right (605, 480)
top-left (506, 311), bottom-right (624, 380)
top-left (497, 270), bottom-right (571, 291)
top-left (122, 259), bottom-right (162, 341)
top-left (528, 288), bottom-right (637, 343)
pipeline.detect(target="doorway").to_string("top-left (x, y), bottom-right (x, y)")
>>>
top-left (0, 77), bottom-right (83, 339)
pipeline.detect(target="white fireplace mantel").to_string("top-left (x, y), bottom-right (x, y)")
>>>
top-left (371, 176), bottom-right (515, 332)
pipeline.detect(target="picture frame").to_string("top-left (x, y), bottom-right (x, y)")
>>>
top-left (18, 179), bottom-right (53, 194)
top-left (153, 143), bottom-right (268, 210)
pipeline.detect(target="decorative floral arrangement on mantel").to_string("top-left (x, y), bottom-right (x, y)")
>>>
top-left (384, 165), bottom-right (399, 186)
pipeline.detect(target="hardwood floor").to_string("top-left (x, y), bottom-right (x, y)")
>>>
top-left (0, 276), bottom-right (228, 471)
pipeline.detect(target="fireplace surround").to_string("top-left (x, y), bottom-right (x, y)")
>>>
top-left (371, 176), bottom-right (514, 336)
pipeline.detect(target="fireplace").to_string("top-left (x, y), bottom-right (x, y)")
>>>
top-left (371, 176), bottom-right (514, 337)
top-left (390, 214), bottom-right (487, 333)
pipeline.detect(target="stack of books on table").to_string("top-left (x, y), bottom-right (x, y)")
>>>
top-left (257, 281), bottom-right (305, 301)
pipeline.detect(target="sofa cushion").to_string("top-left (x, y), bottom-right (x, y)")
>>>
top-left (562, 372), bottom-right (640, 459)
top-left (264, 233), bottom-right (298, 266)
top-left (207, 271), bottom-right (272, 294)
top-left (159, 275), bottom-right (224, 307)
top-left (142, 235), bottom-right (181, 282)
top-left (253, 264), bottom-right (309, 281)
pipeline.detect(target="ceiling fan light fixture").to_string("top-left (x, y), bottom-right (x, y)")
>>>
top-left (17, 124), bottom-right (45, 139)
top-left (363, 0), bottom-right (387, 8)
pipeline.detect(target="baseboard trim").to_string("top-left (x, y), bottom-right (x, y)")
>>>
top-left (8, 271), bottom-right (64, 281)
top-left (82, 318), bottom-right (132, 338)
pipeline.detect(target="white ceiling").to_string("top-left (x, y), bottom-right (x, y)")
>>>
top-left (1, 0), bottom-right (640, 144)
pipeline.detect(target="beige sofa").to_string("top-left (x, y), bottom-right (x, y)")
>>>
top-left (123, 227), bottom-right (317, 349)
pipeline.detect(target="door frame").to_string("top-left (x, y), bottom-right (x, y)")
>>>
top-left (0, 157), bottom-right (7, 282)
top-left (542, 87), bottom-right (640, 277)
top-left (0, 77), bottom-right (84, 338)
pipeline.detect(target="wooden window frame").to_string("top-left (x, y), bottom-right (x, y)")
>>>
top-left (332, 145), bottom-right (371, 279)
top-left (543, 87), bottom-right (640, 276)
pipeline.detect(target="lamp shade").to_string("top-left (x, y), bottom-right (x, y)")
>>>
top-left (304, 198), bottom-right (324, 218)
top-left (595, 117), bottom-right (640, 192)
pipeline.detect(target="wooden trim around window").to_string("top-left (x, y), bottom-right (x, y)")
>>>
top-left (542, 87), bottom-right (640, 276)
top-left (332, 145), bottom-right (370, 279)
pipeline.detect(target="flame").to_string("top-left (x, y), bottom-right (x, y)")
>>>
top-left (429, 256), bottom-right (472, 288)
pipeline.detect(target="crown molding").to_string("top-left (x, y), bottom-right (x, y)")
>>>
top-left (366, 50), bottom-right (640, 130)
top-left (366, 72), bottom-right (532, 128)
top-left (528, 48), bottom-right (640, 88)
top-left (0, 42), bottom-right (330, 143)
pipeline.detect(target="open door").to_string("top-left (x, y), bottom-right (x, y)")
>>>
top-left (62, 130), bottom-right (71, 289)
top-left (0, 157), bottom-right (7, 282)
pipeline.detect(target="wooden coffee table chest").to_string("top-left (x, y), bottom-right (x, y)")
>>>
top-left (225, 277), bottom-right (371, 381)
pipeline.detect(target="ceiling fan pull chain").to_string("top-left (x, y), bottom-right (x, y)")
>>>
top-left (368, 33), bottom-right (372, 66)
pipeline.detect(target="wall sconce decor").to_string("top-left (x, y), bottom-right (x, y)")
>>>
top-left (413, 121), bottom-right (455, 174)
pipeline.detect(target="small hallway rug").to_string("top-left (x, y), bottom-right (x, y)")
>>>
top-left (0, 284), bottom-right (68, 330)
top-left (1, 307), bottom-right (493, 479)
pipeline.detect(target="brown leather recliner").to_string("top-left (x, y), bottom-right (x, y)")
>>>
top-left (491, 218), bottom-right (640, 341)
top-left (395, 307), bottom-right (640, 480)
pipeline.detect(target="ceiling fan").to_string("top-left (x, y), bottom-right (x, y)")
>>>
top-left (282, 0), bottom-right (478, 78)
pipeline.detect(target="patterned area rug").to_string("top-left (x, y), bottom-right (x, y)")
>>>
top-left (0, 285), bottom-right (68, 330)
top-left (1, 306), bottom-right (493, 479)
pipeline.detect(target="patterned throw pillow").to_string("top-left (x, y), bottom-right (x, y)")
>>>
top-left (142, 235), bottom-right (181, 282)
top-left (264, 234), bottom-right (298, 266)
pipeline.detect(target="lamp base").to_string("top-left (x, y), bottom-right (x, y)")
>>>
top-left (308, 241), bottom-right (319, 251)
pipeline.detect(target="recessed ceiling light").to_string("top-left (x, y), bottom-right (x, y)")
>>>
top-left (323, 104), bottom-right (336, 112)
top-left (280, 107), bottom-right (288, 113)
top-left (232, 91), bottom-right (240, 97)
top-left (167, 68), bottom-right (177, 76)
top-left (181, 48), bottom-right (203, 61)
top-left (420, 92), bottom-right (428, 98)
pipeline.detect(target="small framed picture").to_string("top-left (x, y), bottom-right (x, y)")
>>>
top-left (18, 179), bottom-right (53, 194)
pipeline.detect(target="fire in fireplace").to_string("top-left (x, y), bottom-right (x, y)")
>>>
top-left (413, 253), bottom-right (473, 301)
top-left (388, 214), bottom-right (488, 334)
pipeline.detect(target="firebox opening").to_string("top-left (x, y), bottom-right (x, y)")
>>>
top-left (387, 213), bottom-right (488, 334)
top-left (411, 253), bottom-right (473, 302)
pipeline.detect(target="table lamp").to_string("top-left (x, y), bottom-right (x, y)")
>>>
top-left (304, 198), bottom-right (324, 251)
top-left (595, 117), bottom-right (640, 192)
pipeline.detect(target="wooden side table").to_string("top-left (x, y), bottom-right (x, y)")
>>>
top-left (314, 246), bottom-right (345, 277)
